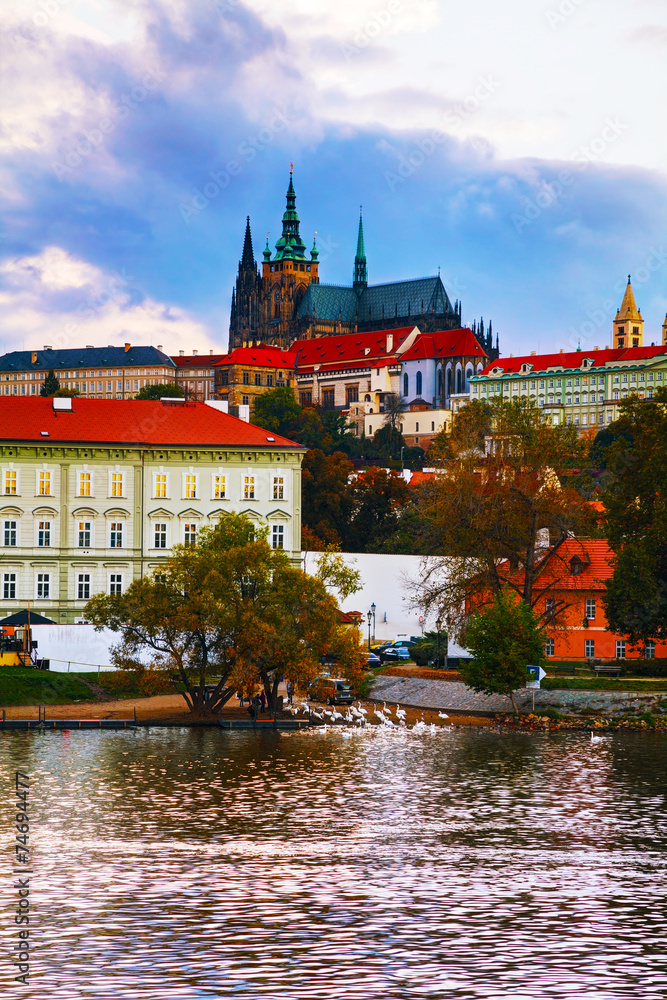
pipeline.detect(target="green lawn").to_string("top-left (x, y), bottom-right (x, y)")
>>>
top-left (0, 668), bottom-right (103, 706)
top-left (542, 677), bottom-right (667, 692)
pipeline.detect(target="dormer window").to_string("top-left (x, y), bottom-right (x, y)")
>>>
top-left (569, 555), bottom-right (587, 576)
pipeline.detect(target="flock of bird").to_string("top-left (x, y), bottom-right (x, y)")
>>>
top-left (288, 699), bottom-right (451, 733)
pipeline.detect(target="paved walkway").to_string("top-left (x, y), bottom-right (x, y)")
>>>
top-left (371, 674), bottom-right (663, 715)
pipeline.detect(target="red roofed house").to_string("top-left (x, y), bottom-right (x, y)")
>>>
top-left (470, 279), bottom-right (667, 434)
top-left (172, 351), bottom-right (229, 401)
top-left (293, 325), bottom-right (488, 446)
top-left (0, 397), bottom-right (304, 622)
top-left (536, 539), bottom-right (666, 662)
top-left (212, 345), bottom-right (297, 415)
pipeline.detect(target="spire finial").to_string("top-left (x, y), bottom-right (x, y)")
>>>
top-left (628, 273), bottom-right (631, 284)
top-left (290, 161), bottom-right (293, 175)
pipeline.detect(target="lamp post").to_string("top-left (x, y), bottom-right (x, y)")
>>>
top-left (367, 610), bottom-right (372, 651)
top-left (371, 602), bottom-right (376, 642)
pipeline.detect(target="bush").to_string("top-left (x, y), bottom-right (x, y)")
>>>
top-left (101, 667), bottom-right (173, 697)
top-left (541, 707), bottom-right (563, 721)
top-left (621, 658), bottom-right (667, 678)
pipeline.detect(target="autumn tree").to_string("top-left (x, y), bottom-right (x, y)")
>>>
top-left (345, 467), bottom-right (411, 552)
top-left (461, 589), bottom-right (546, 713)
top-left (301, 449), bottom-right (354, 548)
top-left (602, 388), bottom-right (667, 642)
top-left (412, 397), bottom-right (595, 639)
top-left (86, 513), bottom-right (364, 717)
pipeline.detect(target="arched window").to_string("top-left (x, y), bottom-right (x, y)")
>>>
top-left (416, 371), bottom-right (422, 396)
top-left (403, 373), bottom-right (409, 397)
top-left (446, 368), bottom-right (452, 397)
top-left (456, 368), bottom-right (462, 393)
top-left (466, 367), bottom-right (473, 388)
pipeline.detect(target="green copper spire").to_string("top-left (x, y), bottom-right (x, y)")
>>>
top-left (263, 233), bottom-right (271, 262)
top-left (310, 232), bottom-right (319, 261)
top-left (353, 206), bottom-right (367, 293)
top-left (273, 165), bottom-right (308, 261)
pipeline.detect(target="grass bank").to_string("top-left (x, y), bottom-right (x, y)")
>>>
top-left (0, 668), bottom-right (103, 706)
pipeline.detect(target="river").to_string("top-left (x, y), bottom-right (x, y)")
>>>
top-left (1, 726), bottom-right (666, 998)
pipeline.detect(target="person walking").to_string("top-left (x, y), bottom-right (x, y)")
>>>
top-left (259, 690), bottom-right (266, 715)
top-left (286, 681), bottom-right (293, 705)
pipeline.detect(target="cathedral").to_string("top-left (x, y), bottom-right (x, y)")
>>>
top-left (229, 169), bottom-right (499, 358)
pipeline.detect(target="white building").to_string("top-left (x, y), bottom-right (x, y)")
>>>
top-left (0, 397), bottom-right (304, 622)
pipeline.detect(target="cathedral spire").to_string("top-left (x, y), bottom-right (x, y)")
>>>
top-left (273, 164), bottom-right (307, 261)
top-left (353, 206), bottom-right (367, 294)
top-left (240, 215), bottom-right (255, 270)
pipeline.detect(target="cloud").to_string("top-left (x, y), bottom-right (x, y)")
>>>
top-left (0, 246), bottom-right (214, 354)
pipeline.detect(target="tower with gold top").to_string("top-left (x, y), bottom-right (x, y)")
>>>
top-left (613, 276), bottom-right (644, 349)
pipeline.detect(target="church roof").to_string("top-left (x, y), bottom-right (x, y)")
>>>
top-left (615, 276), bottom-right (642, 322)
top-left (297, 275), bottom-right (453, 324)
top-left (213, 346), bottom-right (297, 369)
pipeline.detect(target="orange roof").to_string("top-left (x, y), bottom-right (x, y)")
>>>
top-left (293, 327), bottom-right (415, 374)
top-left (0, 398), bottom-right (302, 448)
top-left (211, 346), bottom-right (297, 369)
top-left (503, 539), bottom-right (614, 592)
top-left (407, 470), bottom-right (436, 487)
top-left (478, 344), bottom-right (667, 377)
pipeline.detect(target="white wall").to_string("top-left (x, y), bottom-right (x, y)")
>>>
top-left (31, 624), bottom-right (150, 673)
top-left (302, 550), bottom-right (469, 655)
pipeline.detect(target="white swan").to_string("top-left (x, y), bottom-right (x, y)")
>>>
top-left (438, 712), bottom-right (449, 720)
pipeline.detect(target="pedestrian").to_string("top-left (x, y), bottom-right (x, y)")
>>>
top-left (259, 690), bottom-right (266, 714)
top-left (238, 691), bottom-right (244, 708)
top-left (286, 681), bottom-right (293, 705)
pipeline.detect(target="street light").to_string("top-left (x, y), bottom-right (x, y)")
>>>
top-left (371, 602), bottom-right (376, 641)
top-left (367, 609), bottom-right (372, 651)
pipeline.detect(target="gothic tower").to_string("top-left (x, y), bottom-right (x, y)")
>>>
top-left (613, 276), bottom-right (643, 349)
top-left (259, 167), bottom-right (319, 348)
top-left (353, 209), bottom-right (367, 294)
top-left (229, 216), bottom-right (262, 349)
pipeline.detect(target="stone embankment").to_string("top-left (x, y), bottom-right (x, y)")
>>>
top-left (370, 674), bottom-right (665, 716)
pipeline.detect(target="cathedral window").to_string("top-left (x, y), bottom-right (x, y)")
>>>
top-left (416, 372), bottom-right (423, 396)
top-left (403, 373), bottom-right (409, 397)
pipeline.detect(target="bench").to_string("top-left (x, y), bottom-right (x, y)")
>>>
top-left (555, 664), bottom-right (575, 676)
top-left (593, 665), bottom-right (622, 678)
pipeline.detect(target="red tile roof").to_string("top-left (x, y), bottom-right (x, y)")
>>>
top-left (172, 354), bottom-right (228, 368)
top-left (293, 327), bottom-right (415, 374)
top-left (400, 328), bottom-right (486, 361)
top-left (501, 539), bottom-right (614, 592)
top-left (478, 344), bottom-right (667, 376)
top-left (0, 399), bottom-right (302, 449)
top-left (211, 346), bottom-right (297, 369)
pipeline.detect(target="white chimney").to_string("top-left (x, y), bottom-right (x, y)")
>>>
top-left (193, 350), bottom-right (198, 356)
top-left (157, 344), bottom-right (163, 352)
top-left (179, 350), bottom-right (184, 357)
top-left (205, 400), bottom-right (229, 414)
top-left (386, 333), bottom-right (393, 353)
top-left (44, 345), bottom-right (52, 350)
top-left (238, 403), bottom-right (250, 423)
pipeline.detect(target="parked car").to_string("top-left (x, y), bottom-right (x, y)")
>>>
top-left (377, 645), bottom-right (412, 664)
top-left (308, 677), bottom-right (354, 705)
top-left (366, 652), bottom-right (381, 668)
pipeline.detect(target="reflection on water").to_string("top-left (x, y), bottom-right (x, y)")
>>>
top-left (2, 727), bottom-right (667, 998)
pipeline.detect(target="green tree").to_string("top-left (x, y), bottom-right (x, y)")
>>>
top-left (373, 423), bottom-right (406, 463)
top-left (252, 385), bottom-right (301, 434)
top-left (602, 388), bottom-right (667, 642)
top-left (136, 383), bottom-right (184, 400)
top-left (460, 589), bottom-right (546, 713)
top-left (40, 369), bottom-right (60, 396)
top-left (53, 387), bottom-right (80, 398)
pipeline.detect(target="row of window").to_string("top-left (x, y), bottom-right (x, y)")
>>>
top-left (3, 369), bottom-right (169, 380)
top-left (474, 370), bottom-right (664, 395)
top-left (2, 571), bottom-right (123, 602)
top-left (2, 471), bottom-right (286, 501)
top-left (544, 638), bottom-right (655, 659)
top-left (3, 518), bottom-right (287, 551)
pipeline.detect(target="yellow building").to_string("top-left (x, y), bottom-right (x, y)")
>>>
top-left (213, 346), bottom-right (297, 414)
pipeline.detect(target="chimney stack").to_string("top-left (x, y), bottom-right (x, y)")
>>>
top-left (193, 350), bottom-right (198, 356)
top-left (124, 343), bottom-right (131, 353)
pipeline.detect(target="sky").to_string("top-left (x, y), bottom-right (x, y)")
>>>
top-left (1, 0), bottom-right (667, 359)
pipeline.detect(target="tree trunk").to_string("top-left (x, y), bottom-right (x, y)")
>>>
top-left (509, 690), bottom-right (519, 714)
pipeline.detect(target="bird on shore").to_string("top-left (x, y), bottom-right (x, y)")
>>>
top-left (438, 712), bottom-right (449, 720)
top-left (395, 705), bottom-right (406, 721)
top-left (356, 703), bottom-right (368, 716)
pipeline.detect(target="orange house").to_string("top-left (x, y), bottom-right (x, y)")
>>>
top-left (535, 539), bottom-right (665, 662)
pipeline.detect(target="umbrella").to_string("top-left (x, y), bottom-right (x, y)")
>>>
top-left (0, 610), bottom-right (56, 625)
